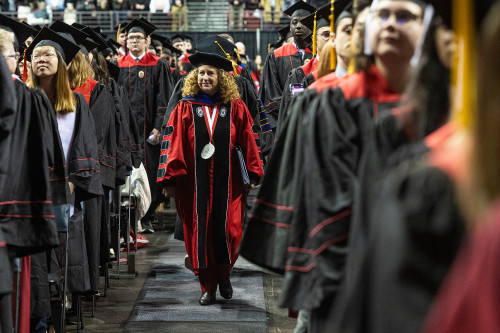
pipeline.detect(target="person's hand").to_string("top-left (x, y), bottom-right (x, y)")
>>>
top-left (150, 128), bottom-right (161, 144)
top-left (250, 180), bottom-right (259, 189)
top-left (162, 186), bottom-right (176, 198)
top-left (69, 182), bottom-right (75, 194)
top-left (303, 58), bottom-right (311, 65)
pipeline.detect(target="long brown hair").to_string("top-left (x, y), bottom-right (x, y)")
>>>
top-left (182, 67), bottom-right (240, 103)
top-left (68, 50), bottom-right (94, 89)
top-left (90, 49), bottom-right (110, 86)
top-left (29, 50), bottom-right (76, 113)
top-left (316, 41), bottom-right (336, 79)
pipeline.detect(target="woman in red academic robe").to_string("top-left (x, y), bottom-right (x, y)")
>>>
top-left (157, 51), bottom-right (264, 306)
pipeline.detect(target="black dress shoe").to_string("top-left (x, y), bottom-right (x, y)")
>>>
top-left (199, 292), bottom-right (216, 305)
top-left (219, 280), bottom-right (233, 299)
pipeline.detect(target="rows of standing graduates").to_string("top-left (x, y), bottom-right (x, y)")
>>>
top-left (242, 0), bottom-right (500, 332)
top-left (1, 0), bottom-right (500, 331)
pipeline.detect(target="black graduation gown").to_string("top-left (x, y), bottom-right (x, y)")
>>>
top-left (80, 80), bottom-right (117, 294)
top-left (0, 58), bottom-right (16, 333)
top-left (258, 43), bottom-right (313, 129)
top-left (115, 53), bottom-right (174, 202)
top-left (50, 93), bottom-right (103, 295)
top-left (4, 78), bottom-right (62, 321)
top-left (242, 65), bottom-right (402, 314)
top-left (330, 139), bottom-right (465, 333)
top-left (1, 79), bottom-right (60, 257)
top-left (277, 57), bottom-right (318, 135)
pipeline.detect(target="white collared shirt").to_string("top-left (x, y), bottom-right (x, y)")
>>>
top-left (131, 52), bottom-right (146, 62)
top-left (291, 40), bottom-right (305, 61)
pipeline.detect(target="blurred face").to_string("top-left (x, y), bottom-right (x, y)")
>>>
top-left (435, 24), bottom-right (455, 69)
top-left (369, 0), bottom-right (424, 62)
top-left (352, 7), bottom-right (369, 55)
top-left (3, 43), bottom-right (18, 74)
top-left (197, 65), bottom-right (219, 95)
top-left (290, 14), bottom-right (311, 46)
top-left (185, 41), bottom-right (192, 51)
top-left (31, 45), bottom-right (59, 79)
top-left (316, 26), bottom-right (330, 55)
top-left (126, 32), bottom-right (147, 56)
top-left (173, 41), bottom-right (185, 53)
top-left (24, 36), bottom-right (34, 47)
top-left (118, 32), bottom-right (126, 47)
top-left (334, 17), bottom-right (353, 59)
top-left (236, 42), bottom-right (245, 55)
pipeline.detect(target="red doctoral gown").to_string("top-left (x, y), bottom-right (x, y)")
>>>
top-left (157, 97), bottom-right (264, 272)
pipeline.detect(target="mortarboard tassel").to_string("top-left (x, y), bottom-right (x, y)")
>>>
top-left (312, 12), bottom-right (317, 56)
top-left (22, 49), bottom-right (28, 83)
top-left (329, 0), bottom-right (337, 70)
top-left (116, 24), bottom-right (121, 42)
top-left (268, 43), bottom-right (271, 54)
top-left (451, 0), bottom-right (476, 129)
top-left (215, 40), bottom-right (238, 77)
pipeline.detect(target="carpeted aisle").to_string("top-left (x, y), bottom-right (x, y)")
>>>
top-left (124, 236), bottom-right (267, 333)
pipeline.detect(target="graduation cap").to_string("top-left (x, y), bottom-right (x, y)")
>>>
top-left (196, 35), bottom-right (237, 60)
top-left (151, 33), bottom-right (180, 56)
top-left (300, 0), bottom-right (352, 32)
top-left (107, 38), bottom-right (121, 55)
top-left (113, 22), bottom-right (128, 31)
top-left (81, 26), bottom-right (109, 53)
top-left (0, 14), bottom-right (38, 47)
top-left (277, 25), bottom-right (293, 41)
top-left (188, 51), bottom-right (234, 72)
top-left (50, 20), bottom-right (98, 55)
top-left (283, 0), bottom-right (316, 18)
top-left (124, 19), bottom-right (156, 36)
top-left (71, 22), bottom-right (86, 30)
top-left (106, 59), bottom-right (120, 81)
top-left (170, 33), bottom-right (185, 45)
top-left (26, 27), bottom-right (81, 64)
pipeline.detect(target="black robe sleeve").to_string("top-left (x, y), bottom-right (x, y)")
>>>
top-left (301, 72), bottom-right (316, 88)
top-left (240, 89), bottom-right (319, 274)
top-left (68, 93), bottom-right (103, 200)
top-left (109, 79), bottom-right (132, 185)
top-left (277, 67), bottom-right (306, 136)
top-left (279, 88), bottom-right (360, 312)
top-left (162, 77), bottom-right (185, 129)
top-left (0, 80), bottom-right (59, 257)
top-left (258, 52), bottom-right (282, 129)
top-left (120, 85), bottom-right (142, 168)
top-left (153, 58), bottom-right (174, 131)
top-left (89, 83), bottom-right (117, 190)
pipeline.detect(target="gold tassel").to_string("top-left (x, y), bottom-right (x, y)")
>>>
top-left (215, 41), bottom-right (232, 60)
top-left (116, 23), bottom-right (121, 42)
top-left (268, 43), bottom-right (271, 54)
top-left (451, 0), bottom-right (476, 129)
top-left (214, 41), bottom-right (238, 77)
top-left (312, 12), bottom-right (317, 56)
top-left (329, 0), bottom-right (336, 70)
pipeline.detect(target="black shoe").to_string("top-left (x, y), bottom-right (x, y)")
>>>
top-left (199, 292), bottom-right (216, 305)
top-left (219, 280), bottom-right (233, 299)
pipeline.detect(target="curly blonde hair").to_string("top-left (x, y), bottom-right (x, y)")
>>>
top-left (182, 67), bottom-right (240, 103)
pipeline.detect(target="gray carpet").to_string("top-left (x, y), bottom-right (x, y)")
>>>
top-left (124, 237), bottom-right (267, 332)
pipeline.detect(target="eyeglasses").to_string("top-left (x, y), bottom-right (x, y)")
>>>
top-left (374, 9), bottom-right (422, 26)
top-left (127, 36), bottom-right (146, 42)
top-left (6, 53), bottom-right (21, 61)
top-left (32, 53), bottom-right (57, 62)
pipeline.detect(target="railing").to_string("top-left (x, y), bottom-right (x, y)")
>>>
top-left (0, 3), bottom-right (290, 32)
